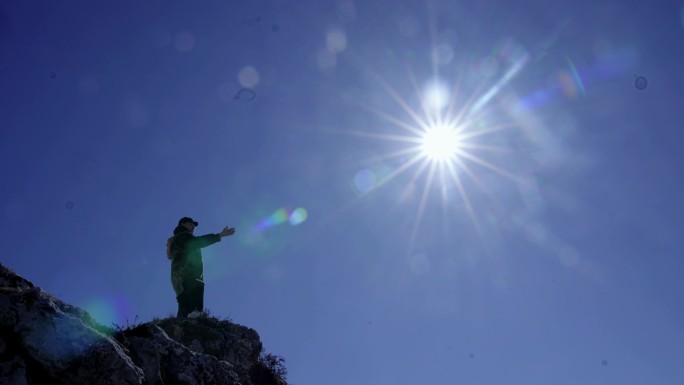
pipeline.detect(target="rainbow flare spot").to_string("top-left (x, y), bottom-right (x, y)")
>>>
top-left (251, 206), bottom-right (309, 232)
top-left (558, 59), bottom-right (586, 100)
top-left (289, 208), bottom-right (308, 225)
top-left (566, 58), bottom-right (586, 96)
top-left (81, 294), bottom-right (132, 330)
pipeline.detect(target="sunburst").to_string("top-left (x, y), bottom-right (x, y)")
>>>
top-left (329, 54), bottom-right (531, 252)
top-left (304, 36), bottom-right (535, 256)
top-left (419, 124), bottom-right (463, 162)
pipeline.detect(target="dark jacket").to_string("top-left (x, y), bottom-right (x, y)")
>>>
top-left (170, 225), bottom-right (221, 296)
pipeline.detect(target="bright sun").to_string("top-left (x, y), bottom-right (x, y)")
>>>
top-left (325, 46), bottom-right (529, 252)
top-left (420, 125), bottom-right (462, 161)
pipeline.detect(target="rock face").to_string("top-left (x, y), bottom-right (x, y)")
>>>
top-left (0, 263), bottom-right (288, 385)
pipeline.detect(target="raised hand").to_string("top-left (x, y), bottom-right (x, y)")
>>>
top-left (220, 226), bottom-right (236, 237)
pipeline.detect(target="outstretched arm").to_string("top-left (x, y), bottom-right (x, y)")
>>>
top-left (177, 227), bottom-right (236, 251)
top-left (177, 233), bottom-right (220, 251)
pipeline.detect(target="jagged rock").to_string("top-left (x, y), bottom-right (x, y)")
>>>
top-left (0, 263), bottom-right (288, 385)
top-left (122, 324), bottom-right (240, 385)
top-left (0, 265), bottom-right (144, 385)
top-left (155, 317), bottom-right (262, 375)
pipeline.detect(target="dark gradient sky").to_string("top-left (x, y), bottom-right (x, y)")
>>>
top-left (2, 1), bottom-right (684, 384)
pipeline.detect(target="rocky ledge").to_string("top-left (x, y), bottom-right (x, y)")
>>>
top-left (0, 263), bottom-right (288, 385)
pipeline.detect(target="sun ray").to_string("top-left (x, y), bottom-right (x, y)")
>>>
top-left (439, 161), bottom-right (449, 208)
top-left (443, 71), bottom-right (467, 123)
top-left (470, 55), bottom-right (529, 115)
top-left (446, 160), bottom-right (483, 236)
top-left (453, 156), bottom-right (495, 201)
top-left (456, 122), bottom-right (518, 140)
top-left (362, 105), bottom-right (427, 136)
top-left (369, 153), bottom-right (426, 193)
top-left (438, 164), bottom-right (450, 237)
top-left (405, 156), bottom-right (432, 188)
top-left (405, 62), bottom-right (438, 129)
top-left (456, 142), bottom-right (515, 154)
top-left (464, 62), bottom-right (526, 119)
top-left (395, 156), bottom-right (433, 207)
top-left (457, 150), bottom-right (523, 183)
top-left (375, 76), bottom-right (434, 134)
top-left (437, 161), bottom-right (462, 239)
top-left (349, 146), bottom-right (422, 167)
top-left (316, 128), bottom-right (424, 144)
top-left (345, 57), bottom-right (433, 136)
top-left (458, 98), bottom-right (509, 128)
top-left (426, 0), bottom-right (439, 78)
top-left (309, 155), bottom-right (426, 234)
top-left (324, 36), bottom-right (537, 246)
top-left (452, 78), bottom-right (495, 126)
top-left (469, 82), bottom-right (508, 117)
top-left (407, 160), bottom-right (439, 255)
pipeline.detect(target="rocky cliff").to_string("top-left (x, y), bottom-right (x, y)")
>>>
top-left (0, 263), bottom-right (288, 385)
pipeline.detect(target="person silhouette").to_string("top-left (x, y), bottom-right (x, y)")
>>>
top-left (167, 217), bottom-right (235, 318)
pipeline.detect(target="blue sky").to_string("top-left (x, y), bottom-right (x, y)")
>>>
top-left (2, 0), bottom-right (684, 384)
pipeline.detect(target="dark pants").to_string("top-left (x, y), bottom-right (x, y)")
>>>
top-left (176, 279), bottom-right (204, 318)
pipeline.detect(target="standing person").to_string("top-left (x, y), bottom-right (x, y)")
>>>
top-left (167, 217), bottom-right (236, 318)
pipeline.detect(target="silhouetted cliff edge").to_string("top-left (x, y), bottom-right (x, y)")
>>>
top-left (0, 263), bottom-right (288, 385)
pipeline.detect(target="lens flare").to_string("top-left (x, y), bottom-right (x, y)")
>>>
top-left (251, 206), bottom-right (309, 232)
top-left (81, 295), bottom-right (131, 329)
top-left (289, 208), bottom-right (308, 225)
top-left (424, 80), bottom-right (449, 110)
top-left (252, 208), bottom-right (287, 231)
top-left (558, 58), bottom-right (586, 99)
top-left (316, 39), bottom-right (535, 254)
top-left (354, 169), bottom-right (377, 193)
top-left (84, 300), bottom-right (116, 326)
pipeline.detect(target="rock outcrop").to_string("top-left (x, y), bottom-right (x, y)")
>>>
top-left (0, 263), bottom-right (288, 385)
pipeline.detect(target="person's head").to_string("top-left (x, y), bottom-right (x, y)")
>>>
top-left (178, 217), bottom-right (198, 233)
